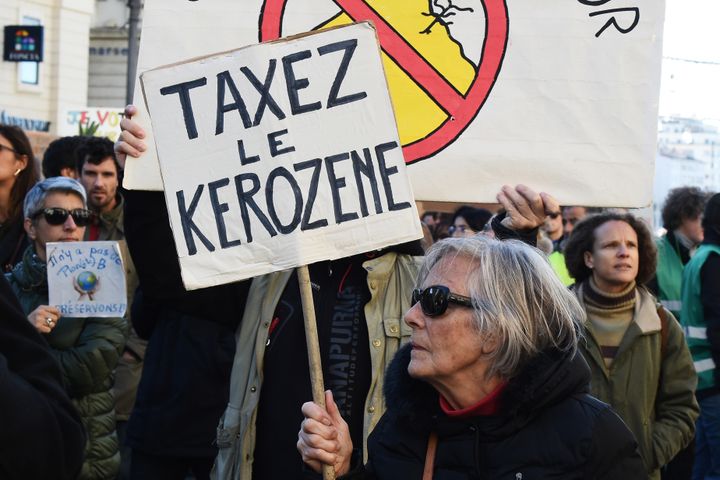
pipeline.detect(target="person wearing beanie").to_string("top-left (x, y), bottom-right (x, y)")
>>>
top-left (681, 192), bottom-right (720, 480)
top-left (564, 212), bottom-right (699, 480)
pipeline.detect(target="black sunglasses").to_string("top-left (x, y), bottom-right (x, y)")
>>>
top-left (411, 285), bottom-right (473, 317)
top-left (32, 208), bottom-right (92, 227)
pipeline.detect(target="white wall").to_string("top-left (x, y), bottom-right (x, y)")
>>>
top-left (0, 0), bottom-right (94, 134)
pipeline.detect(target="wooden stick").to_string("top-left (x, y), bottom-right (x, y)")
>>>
top-left (297, 264), bottom-right (335, 480)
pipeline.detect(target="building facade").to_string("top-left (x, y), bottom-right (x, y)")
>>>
top-left (653, 116), bottom-right (720, 228)
top-left (0, 0), bottom-right (94, 137)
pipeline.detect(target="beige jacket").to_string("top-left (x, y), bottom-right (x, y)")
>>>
top-left (212, 252), bottom-right (421, 480)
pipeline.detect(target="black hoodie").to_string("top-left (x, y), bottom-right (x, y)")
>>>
top-left (344, 344), bottom-right (645, 480)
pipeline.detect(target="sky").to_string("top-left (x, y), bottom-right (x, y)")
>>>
top-left (659, 0), bottom-right (720, 121)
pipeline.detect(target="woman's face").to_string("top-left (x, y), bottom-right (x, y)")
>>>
top-left (405, 255), bottom-right (489, 387)
top-left (25, 191), bottom-right (86, 261)
top-left (450, 216), bottom-right (475, 238)
top-left (584, 220), bottom-right (639, 293)
top-left (0, 134), bottom-right (27, 184)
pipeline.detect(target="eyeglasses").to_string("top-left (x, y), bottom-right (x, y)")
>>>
top-left (547, 211), bottom-right (561, 219)
top-left (411, 285), bottom-right (473, 317)
top-left (32, 208), bottom-right (92, 227)
top-left (448, 225), bottom-right (473, 235)
top-left (0, 144), bottom-right (19, 155)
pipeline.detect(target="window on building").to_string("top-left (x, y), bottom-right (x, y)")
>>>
top-left (18, 16), bottom-right (41, 86)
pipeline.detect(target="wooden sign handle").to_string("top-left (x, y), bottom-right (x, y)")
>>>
top-left (297, 265), bottom-right (336, 480)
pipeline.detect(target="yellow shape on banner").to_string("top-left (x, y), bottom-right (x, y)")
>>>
top-left (319, 2), bottom-right (476, 146)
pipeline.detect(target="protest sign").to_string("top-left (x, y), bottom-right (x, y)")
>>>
top-left (59, 108), bottom-right (125, 141)
top-left (46, 241), bottom-right (127, 318)
top-left (140, 22), bottom-right (422, 290)
top-left (126, 0), bottom-right (665, 208)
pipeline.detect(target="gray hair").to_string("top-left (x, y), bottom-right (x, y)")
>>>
top-left (23, 177), bottom-right (87, 219)
top-left (418, 235), bottom-right (583, 381)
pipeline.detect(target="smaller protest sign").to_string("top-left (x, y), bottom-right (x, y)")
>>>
top-left (46, 241), bottom-right (127, 318)
top-left (140, 22), bottom-right (422, 290)
top-left (59, 108), bottom-right (125, 141)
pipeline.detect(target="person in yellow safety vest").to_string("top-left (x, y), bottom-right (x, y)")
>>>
top-left (542, 210), bottom-right (573, 286)
top-left (548, 250), bottom-right (573, 286)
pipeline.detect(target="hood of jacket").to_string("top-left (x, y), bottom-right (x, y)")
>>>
top-left (703, 193), bottom-right (720, 245)
top-left (383, 343), bottom-right (591, 439)
top-left (8, 246), bottom-right (47, 294)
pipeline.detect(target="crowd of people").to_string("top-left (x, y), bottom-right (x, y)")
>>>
top-left (0, 112), bottom-right (718, 480)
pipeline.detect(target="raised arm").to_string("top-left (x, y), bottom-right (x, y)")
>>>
top-left (492, 184), bottom-right (559, 245)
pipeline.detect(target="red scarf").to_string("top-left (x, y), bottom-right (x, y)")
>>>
top-left (439, 382), bottom-right (506, 418)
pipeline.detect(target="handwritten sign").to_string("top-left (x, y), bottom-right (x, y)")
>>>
top-left (141, 22), bottom-right (422, 290)
top-left (47, 241), bottom-right (127, 318)
top-left (126, 0), bottom-right (665, 208)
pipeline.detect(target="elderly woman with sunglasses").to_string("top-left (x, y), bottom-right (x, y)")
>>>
top-left (6, 177), bottom-right (127, 480)
top-left (298, 229), bottom-right (645, 478)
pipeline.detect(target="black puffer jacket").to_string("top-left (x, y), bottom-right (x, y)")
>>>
top-left (346, 344), bottom-right (645, 479)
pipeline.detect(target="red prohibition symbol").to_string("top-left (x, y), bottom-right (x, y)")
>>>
top-left (259, 0), bottom-right (509, 165)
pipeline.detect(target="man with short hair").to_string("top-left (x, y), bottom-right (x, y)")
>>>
top-left (562, 205), bottom-right (606, 236)
top-left (42, 135), bottom-right (85, 179)
top-left (76, 136), bottom-right (143, 480)
top-left (542, 209), bottom-right (564, 252)
top-left (651, 187), bottom-right (709, 321)
top-left (77, 137), bottom-right (122, 225)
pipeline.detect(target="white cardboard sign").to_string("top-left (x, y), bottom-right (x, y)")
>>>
top-left (126, 0), bottom-right (665, 208)
top-left (47, 241), bottom-right (128, 318)
top-left (140, 23), bottom-right (422, 290)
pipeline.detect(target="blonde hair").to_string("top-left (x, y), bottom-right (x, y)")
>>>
top-left (418, 235), bottom-right (583, 380)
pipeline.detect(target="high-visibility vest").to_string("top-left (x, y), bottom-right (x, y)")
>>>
top-left (656, 236), bottom-right (684, 320)
top-left (681, 243), bottom-right (720, 392)
top-left (548, 251), bottom-right (573, 287)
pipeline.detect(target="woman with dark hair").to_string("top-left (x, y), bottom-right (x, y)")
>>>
top-left (564, 212), bottom-right (699, 480)
top-left (448, 206), bottom-right (492, 238)
top-left (0, 124), bottom-right (39, 272)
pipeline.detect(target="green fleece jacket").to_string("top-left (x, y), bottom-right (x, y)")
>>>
top-left (575, 285), bottom-right (698, 480)
top-left (6, 247), bottom-right (127, 480)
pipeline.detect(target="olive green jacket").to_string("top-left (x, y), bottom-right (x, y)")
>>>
top-left (575, 285), bottom-right (699, 480)
top-left (213, 252), bottom-right (422, 480)
top-left (6, 247), bottom-right (127, 480)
